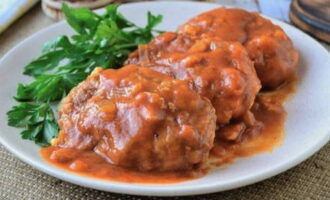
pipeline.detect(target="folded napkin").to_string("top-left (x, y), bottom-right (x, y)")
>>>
top-left (0, 0), bottom-right (39, 34)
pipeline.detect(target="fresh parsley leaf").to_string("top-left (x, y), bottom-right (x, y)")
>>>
top-left (7, 103), bottom-right (59, 146)
top-left (146, 11), bottom-right (163, 32)
top-left (23, 4), bottom-right (162, 78)
top-left (62, 3), bottom-right (100, 35)
top-left (15, 72), bottom-right (87, 102)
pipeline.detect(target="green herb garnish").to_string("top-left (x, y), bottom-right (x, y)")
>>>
top-left (7, 4), bottom-right (163, 146)
top-left (7, 103), bottom-right (58, 147)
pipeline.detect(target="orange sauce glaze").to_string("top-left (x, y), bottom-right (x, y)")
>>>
top-left (211, 78), bottom-right (296, 166)
top-left (41, 79), bottom-right (296, 184)
top-left (41, 146), bottom-right (205, 184)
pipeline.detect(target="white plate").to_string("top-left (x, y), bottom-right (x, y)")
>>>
top-left (0, 1), bottom-right (329, 197)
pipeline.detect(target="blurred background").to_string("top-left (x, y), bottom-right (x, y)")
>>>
top-left (1, 0), bottom-right (328, 61)
top-left (1, 0), bottom-right (329, 41)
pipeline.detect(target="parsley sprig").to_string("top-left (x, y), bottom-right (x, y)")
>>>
top-left (7, 103), bottom-right (58, 146)
top-left (7, 4), bottom-right (163, 146)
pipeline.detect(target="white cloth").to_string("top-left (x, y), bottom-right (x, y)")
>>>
top-left (0, 0), bottom-right (39, 33)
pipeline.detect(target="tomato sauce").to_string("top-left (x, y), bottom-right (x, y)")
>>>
top-left (210, 79), bottom-right (296, 166)
top-left (41, 146), bottom-right (205, 184)
top-left (41, 79), bottom-right (296, 184)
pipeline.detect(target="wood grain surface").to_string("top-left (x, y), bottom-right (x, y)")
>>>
top-left (290, 0), bottom-right (330, 43)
